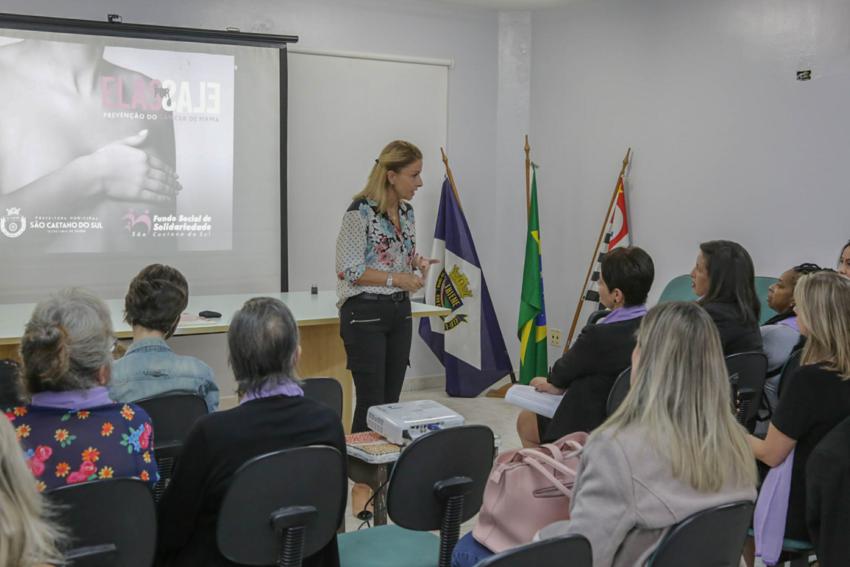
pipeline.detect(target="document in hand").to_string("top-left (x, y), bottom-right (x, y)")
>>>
top-left (504, 384), bottom-right (564, 418)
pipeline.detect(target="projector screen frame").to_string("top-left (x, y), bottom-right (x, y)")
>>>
top-left (0, 12), bottom-right (297, 291)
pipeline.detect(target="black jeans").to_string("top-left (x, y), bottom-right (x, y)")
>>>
top-left (340, 295), bottom-right (412, 432)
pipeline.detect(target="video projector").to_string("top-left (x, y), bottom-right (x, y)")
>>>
top-left (366, 400), bottom-right (464, 445)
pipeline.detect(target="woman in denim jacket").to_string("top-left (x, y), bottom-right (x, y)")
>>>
top-left (110, 264), bottom-right (219, 411)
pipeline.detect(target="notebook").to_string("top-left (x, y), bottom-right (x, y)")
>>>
top-left (504, 384), bottom-right (564, 418)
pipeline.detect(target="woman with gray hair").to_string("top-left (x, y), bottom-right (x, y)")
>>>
top-left (156, 297), bottom-right (346, 567)
top-left (7, 288), bottom-right (159, 492)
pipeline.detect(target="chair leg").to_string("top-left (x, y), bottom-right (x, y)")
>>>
top-left (153, 456), bottom-right (174, 502)
top-left (439, 494), bottom-right (465, 567)
top-left (277, 526), bottom-right (306, 567)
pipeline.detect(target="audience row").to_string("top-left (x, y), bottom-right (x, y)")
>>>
top-left (496, 238), bottom-right (850, 566)
top-left (1, 239), bottom-right (848, 566)
top-left (2, 279), bottom-right (343, 566)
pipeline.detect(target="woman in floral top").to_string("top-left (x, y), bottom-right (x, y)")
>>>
top-left (6, 288), bottom-right (158, 492)
top-left (335, 140), bottom-right (437, 434)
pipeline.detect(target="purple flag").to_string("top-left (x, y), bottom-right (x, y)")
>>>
top-left (418, 178), bottom-right (514, 397)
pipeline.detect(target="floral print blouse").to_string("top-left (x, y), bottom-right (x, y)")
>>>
top-left (5, 391), bottom-right (159, 492)
top-left (335, 198), bottom-right (417, 307)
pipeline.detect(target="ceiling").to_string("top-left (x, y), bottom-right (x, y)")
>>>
top-left (429, 0), bottom-right (583, 10)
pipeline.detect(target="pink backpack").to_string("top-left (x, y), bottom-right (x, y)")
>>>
top-left (472, 431), bottom-right (587, 553)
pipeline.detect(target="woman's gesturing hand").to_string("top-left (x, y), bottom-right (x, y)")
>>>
top-left (413, 254), bottom-right (440, 278)
top-left (393, 272), bottom-right (425, 293)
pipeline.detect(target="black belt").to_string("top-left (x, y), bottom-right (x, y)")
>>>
top-left (355, 292), bottom-right (409, 302)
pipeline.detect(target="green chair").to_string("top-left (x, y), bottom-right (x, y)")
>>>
top-left (339, 425), bottom-right (495, 567)
top-left (657, 275), bottom-right (777, 324)
top-left (754, 276), bottom-right (778, 324)
top-left (657, 275), bottom-right (698, 304)
top-left (746, 529), bottom-right (814, 566)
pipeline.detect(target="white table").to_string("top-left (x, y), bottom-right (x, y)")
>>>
top-left (0, 291), bottom-right (449, 431)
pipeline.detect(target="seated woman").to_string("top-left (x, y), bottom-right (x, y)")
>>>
top-left (838, 240), bottom-right (850, 278)
top-left (749, 271), bottom-right (850, 543)
top-left (516, 246), bottom-right (654, 447)
top-left (761, 263), bottom-right (820, 372)
top-left (156, 297), bottom-right (346, 567)
top-left (691, 240), bottom-right (763, 354)
top-left (0, 415), bottom-right (64, 567)
top-left (8, 289), bottom-right (158, 492)
top-left (109, 264), bottom-right (219, 411)
top-left (0, 359), bottom-right (24, 408)
top-left (454, 302), bottom-right (757, 567)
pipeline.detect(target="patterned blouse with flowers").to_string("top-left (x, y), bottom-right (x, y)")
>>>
top-left (5, 389), bottom-right (159, 493)
top-left (335, 198), bottom-right (417, 307)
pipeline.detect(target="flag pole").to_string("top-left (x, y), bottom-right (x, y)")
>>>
top-left (486, 137), bottom-right (531, 398)
top-left (563, 148), bottom-right (631, 351)
top-left (524, 134), bottom-right (531, 213)
top-left (440, 147), bottom-right (463, 209)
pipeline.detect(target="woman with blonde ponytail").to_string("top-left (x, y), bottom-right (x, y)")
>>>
top-left (538, 302), bottom-right (757, 566)
top-left (336, 140), bottom-right (438, 516)
top-left (335, 140), bottom-right (437, 433)
top-left (0, 415), bottom-right (64, 567)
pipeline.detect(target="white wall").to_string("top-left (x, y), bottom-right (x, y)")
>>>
top-left (530, 0), bottom-right (850, 353)
top-left (10, 0), bottom-right (843, 391)
top-left (0, 0), bottom-right (510, 384)
top-left (493, 11), bottom-right (533, 374)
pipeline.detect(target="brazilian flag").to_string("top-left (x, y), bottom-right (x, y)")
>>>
top-left (517, 165), bottom-right (548, 384)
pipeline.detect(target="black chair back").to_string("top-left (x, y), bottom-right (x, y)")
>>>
top-left (387, 425), bottom-right (494, 567)
top-left (136, 392), bottom-right (208, 500)
top-left (776, 348), bottom-right (803, 400)
top-left (806, 415), bottom-right (850, 567)
top-left (606, 367), bottom-right (631, 417)
top-left (647, 500), bottom-right (754, 567)
top-left (725, 352), bottom-right (768, 432)
top-left (49, 478), bottom-right (156, 567)
top-left (217, 446), bottom-right (346, 567)
top-left (301, 378), bottom-right (343, 419)
top-left (474, 534), bottom-right (592, 567)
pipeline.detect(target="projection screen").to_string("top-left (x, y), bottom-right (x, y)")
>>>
top-left (0, 14), bottom-right (295, 304)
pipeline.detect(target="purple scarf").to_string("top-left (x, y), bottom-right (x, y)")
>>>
top-left (600, 304), bottom-right (648, 325)
top-left (30, 386), bottom-right (113, 410)
top-left (754, 448), bottom-right (795, 565)
top-left (240, 379), bottom-right (304, 404)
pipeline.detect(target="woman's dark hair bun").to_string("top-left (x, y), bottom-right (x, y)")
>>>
top-left (21, 321), bottom-right (70, 386)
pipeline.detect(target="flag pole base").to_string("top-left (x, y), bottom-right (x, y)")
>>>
top-left (485, 383), bottom-right (513, 399)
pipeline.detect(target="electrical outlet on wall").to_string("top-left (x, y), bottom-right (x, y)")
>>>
top-left (549, 328), bottom-right (563, 347)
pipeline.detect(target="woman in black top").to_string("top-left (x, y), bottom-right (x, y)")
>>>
top-left (156, 298), bottom-right (346, 567)
top-left (749, 271), bottom-right (850, 540)
top-left (516, 246), bottom-right (655, 446)
top-left (690, 240), bottom-right (762, 354)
